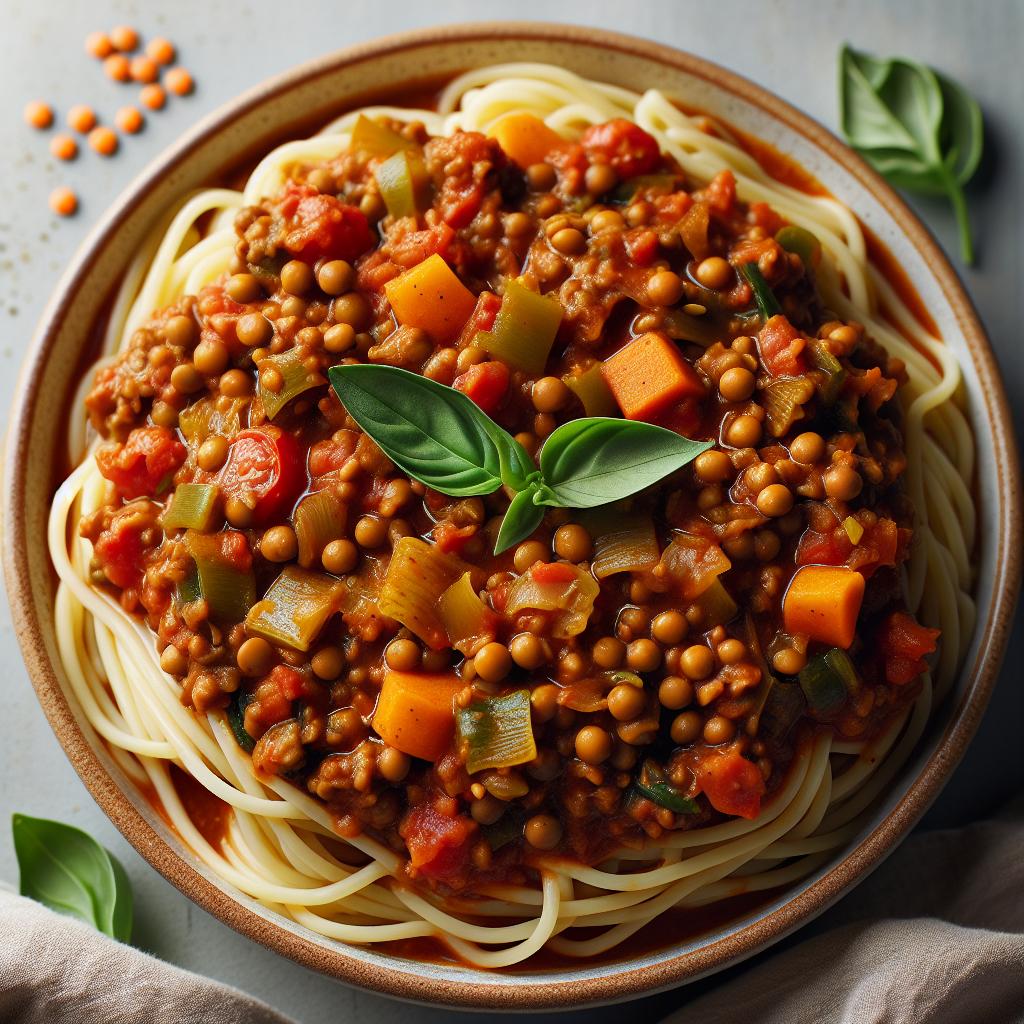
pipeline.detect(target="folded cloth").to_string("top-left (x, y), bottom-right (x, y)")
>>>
top-left (662, 798), bottom-right (1024, 1024)
top-left (0, 888), bottom-right (294, 1024)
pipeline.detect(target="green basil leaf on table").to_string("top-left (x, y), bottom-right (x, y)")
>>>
top-left (328, 364), bottom-right (505, 496)
top-left (538, 418), bottom-right (713, 508)
top-left (838, 44), bottom-right (982, 263)
top-left (494, 485), bottom-right (546, 555)
top-left (12, 813), bottom-right (134, 942)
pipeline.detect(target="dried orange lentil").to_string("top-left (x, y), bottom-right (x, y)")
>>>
top-left (67, 105), bottom-right (97, 134)
top-left (104, 53), bottom-right (131, 81)
top-left (165, 67), bottom-right (193, 96)
top-left (110, 25), bottom-right (138, 51)
top-left (49, 134), bottom-right (78, 160)
top-left (85, 31), bottom-right (113, 58)
top-left (115, 106), bottom-right (144, 134)
top-left (145, 37), bottom-right (175, 65)
top-left (129, 55), bottom-right (158, 83)
top-left (88, 126), bottom-right (119, 156)
top-left (140, 84), bottom-right (166, 110)
top-left (23, 101), bottom-right (53, 129)
top-left (49, 187), bottom-right (78, 216)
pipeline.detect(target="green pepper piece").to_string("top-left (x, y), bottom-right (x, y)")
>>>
top-left (635, 760), bottom-right (699, 814)
top-left (476, 280), bottom-right (564, 375)
top-left (775, 225), bottom-right (822, 269)
top-left (456, 690), bottom-right (537, 775)
top-left (798, 648), bottom-right (858, 714)
top-left (739, 262), bottom-right (782, 321)
top-left (163, 483), bottom-right (220, 532)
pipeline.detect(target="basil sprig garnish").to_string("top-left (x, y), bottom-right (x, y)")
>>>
top-left (738, 262), bottom-right (781, 322)
top-left (839, 45), bottom-right (983, 264)
top-left (12, 813), bottom-right (134, 941)
top-left (329, 364), bottom-right (712, 554)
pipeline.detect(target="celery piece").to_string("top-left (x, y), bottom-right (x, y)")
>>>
top-left (257, 349), bottom-right (324, 420)
top-left (807, 338), bottom-right (847, 405)
top-left (564, 364), bottom-right (619, 418)
top-left (185, 530), bottom-right (256, 623)
top-left (350, 114), bottom-right (419, 158)
top-left (476, 280), bottom-right (563, 375)
top-left (163, 483), bottom-right (219, 532)
top-left (293, 491), bottom-right (347, 569)
top-left (374, 150), bottom-right (426, 220)
top-left (245, 566), bottom-right (341, 652)
top-left (456, 690), bottom-right (537, 775)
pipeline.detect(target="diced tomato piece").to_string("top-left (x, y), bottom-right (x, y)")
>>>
top-left (624, 228), bottom-right (659, 266)
top-left (704, 169), bottom-right (737, 216)
top-left (93, 509), bottom-right (147, 590)
top-left (796, 527), bottom-right (851, 567)
top-left (401, 804), bottom-right (473, 879)
top-left (388, 223), bottom-right (456, 268)
top-left (531, 561), bottom-right (578, 585)
top-left (750, 201), bottom-right (785, 234)
top-left (849, 518), bottom-right (899, 577)
top-left (212, 529), bottom-right (255, 572)
top-left (308, 431), bottom-right (359, 480)
top-left (696, 750), bottom-right (765, 819)
top-left (457, 290), bottom-right (502, 348)
top-left (96, 426), bottom-right (187, 500)
top-left (281, 188), bottom-right (375, 263)
top-left (218, 426), bottom-right (305, 525)
top-left (433, 519), bottom-right (478, 555)
top-left (452, 361), bottom-right (509, 414)
top-left (270, 664), bottom-right (305, 702)
top-left (878, 611), bottom-right (940, 685)
top-left (758, 314), bottom-right (808, 377)
top-left (581, 119), bottom-right (660, 179)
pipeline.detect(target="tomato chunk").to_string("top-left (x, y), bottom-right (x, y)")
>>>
top-left (531, 562), bottom-right (578, 585)
top-left (758, 314), bottom-right (808, 377)
top-left (93, 506), bottom-right (148, 589)
top-left (218, 426), bottom-right (304, 525)
top-left (878, 611), bottom-right (940, 685)
top-left (400, 804), bottom-right (472, 879)
top-left (281, 190), bottom-right (375, 263)
top-left (696, 750), bottom-right (765, 819)
top-left (581, 119), bottom-right (660, 179)
top-left (452, 361), bottom-right (509, 414)
top-left (96, 426), bottom-right (186, 500)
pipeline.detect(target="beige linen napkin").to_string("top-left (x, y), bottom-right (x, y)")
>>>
top-left (663, 798), bottom-right (1024, 1024)
top-left (0, 888), bottom-right (294, 1024)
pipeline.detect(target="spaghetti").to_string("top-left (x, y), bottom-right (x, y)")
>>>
top-left (49, 63), bottom-right (975, 966)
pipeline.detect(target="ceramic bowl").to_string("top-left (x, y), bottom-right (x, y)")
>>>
top-left (4, 22), bottom-right (1020, 1011)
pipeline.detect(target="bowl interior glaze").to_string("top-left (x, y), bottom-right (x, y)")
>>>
top-left (3, 23), bottom-right (1020, 1011)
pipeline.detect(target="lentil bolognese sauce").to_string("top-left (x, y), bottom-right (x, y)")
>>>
top-left (50, 64), bottom-right (976, 966)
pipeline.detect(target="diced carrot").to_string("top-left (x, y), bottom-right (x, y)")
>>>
top-left (372, 670), bottom-right (464, 762)
top-left (783, 565), bottom-right (865, 649)
top-left (758, 314), bottom-right (807, 377)
top-left (531, 562), bottom-right (578, 585)
top-left (384, 253), bottom-right (477, 344)
top-left (488, 112), bottom-right (567, 168)
top-left (601, 332), bottom-right (705, 421)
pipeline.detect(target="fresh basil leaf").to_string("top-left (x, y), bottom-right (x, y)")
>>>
top-left (839, 44), bottom-right (981, 263)
top-left (738, 263), bottom-right (782, 321)
top-left (328, 364), bottom-right (506, 496)
top-left (12, 813), bottom-right (133, 942)
top-left (538, 418), bottom-right (713, 509)
top-left (494, 485), bottom-right (545, 554)
top-left (935, 70), bottom-right (983, 186)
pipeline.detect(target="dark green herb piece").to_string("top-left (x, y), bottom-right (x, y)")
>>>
top-left (12, 814), bottom-right (133, 942)
top-left (839, 45), bottom-right (983, 263)
top-left (799, 647), bottom-right (860, 714)
top-left (635, 760), bottom-right (699, 814)
top-left (329, 365), bottom-right (711, 554)
top-left (738, 262), bottom-right (782, 321)
top-left (228, 692), bottom-right (255, 753)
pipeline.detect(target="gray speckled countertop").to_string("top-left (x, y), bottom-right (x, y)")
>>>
top-left (0, 2), bottom-right (1021, 1021)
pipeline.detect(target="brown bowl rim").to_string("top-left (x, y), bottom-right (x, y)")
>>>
top-left (3, 21), bottom-right (1021, 1011)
